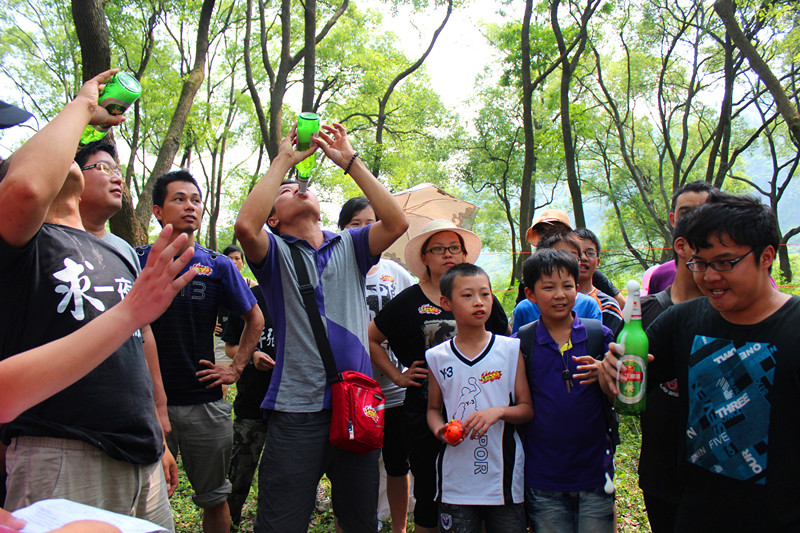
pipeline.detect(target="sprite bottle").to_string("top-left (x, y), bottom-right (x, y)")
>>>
top-left (80, 72), bottom-right (142, 145)
top-left (614, 279), bottom-right (649, 415)
top-left (295, 112), bottom-right (320, 193)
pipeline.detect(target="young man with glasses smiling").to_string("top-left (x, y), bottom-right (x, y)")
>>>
top-left (601, 192), bottom-right (799, 531)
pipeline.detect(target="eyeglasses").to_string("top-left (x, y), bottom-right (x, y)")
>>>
top-left (424, 245), bottom-right (463, 255)
top-left (580, 249), bottom-right (598, 259)
top-left (686, 249), bottom-right (754, 272)
top-left (80, 162), bottom-right (123, 177)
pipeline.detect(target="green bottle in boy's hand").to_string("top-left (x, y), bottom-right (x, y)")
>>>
top-left (615, 279), bottom-right (649, 415)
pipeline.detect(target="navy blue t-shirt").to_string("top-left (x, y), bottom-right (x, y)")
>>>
top-left (137, 243), bottom-right (257, 405)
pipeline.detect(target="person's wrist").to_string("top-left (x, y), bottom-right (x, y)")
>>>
top-left (343, 152), bottom-right (359, 175)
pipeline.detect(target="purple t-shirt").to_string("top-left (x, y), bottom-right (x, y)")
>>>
top-left (646, 261), bottom-right (677, 296)
top-left (522, 315), bottom-right (615, 491)
top-left (249, 226), bottom-right (378, 412)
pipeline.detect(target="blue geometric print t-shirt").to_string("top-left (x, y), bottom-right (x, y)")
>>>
top-left (686, 335), bottom-right (775, 484)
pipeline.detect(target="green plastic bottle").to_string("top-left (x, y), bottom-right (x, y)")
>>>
top-left (295, 112), bottom-right (320, 192)
top-left (615, 279), bottom-right (649, 415)
top-left (80, 72), bottom-right (142, 145)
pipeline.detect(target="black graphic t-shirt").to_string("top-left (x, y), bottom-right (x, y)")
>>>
top-left (0, 224), bottom-right (161, 465)
top-left (222, 286), bottom-right (274, 420)
top-left (373, 284), bottom-right (508, 412)
top-left (647, 295), bottom-right (800, 531)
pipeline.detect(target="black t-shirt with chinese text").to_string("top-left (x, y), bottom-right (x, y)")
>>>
top-left (0, 224), bottom-right (161, 465)
top-left (222, 286), bottom-right (274, 420)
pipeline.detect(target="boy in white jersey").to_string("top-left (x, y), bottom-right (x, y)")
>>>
top-left (426, 264), bottom-right (533, 533)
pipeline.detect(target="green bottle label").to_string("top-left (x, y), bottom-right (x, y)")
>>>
top-left (617, 354), bottom-right (646, 404)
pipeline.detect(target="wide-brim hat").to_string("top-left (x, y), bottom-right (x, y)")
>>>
top-left (525, 209), bottom-right (572, 246)
top-left (404, 219), bottom-right (482, 280)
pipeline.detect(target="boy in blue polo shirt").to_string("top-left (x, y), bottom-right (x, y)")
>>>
top-left (518, 248), bottom-right (615, 532)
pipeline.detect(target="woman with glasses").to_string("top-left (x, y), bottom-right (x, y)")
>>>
top-left (368, 219), bottom-right (509, 533)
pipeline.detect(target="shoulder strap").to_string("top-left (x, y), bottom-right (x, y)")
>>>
top-left (654, 289), bottom-right (673, 311)
top-left (517, 320), bottom-right (538, 384)
top-left (581, 318), bottom-right (605, 358)
top-left (289, 244), bottom-right (340, 382)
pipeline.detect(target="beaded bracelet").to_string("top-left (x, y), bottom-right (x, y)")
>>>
top-left (344, 152), bottom-right (359, 175)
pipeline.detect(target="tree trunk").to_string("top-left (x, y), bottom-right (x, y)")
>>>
top-left (714, 0), bottom-right (800, 146)
top-left (133, 0), bottom-right (216, 233)
top-left (72, 0), bottom-right (110, 82)
top-left (72, 0), bottom-right (150, 246)
top-left (371, 0), bottom-right (453, 178)
top-left (517, 0), bottom-right (535, 285)
top-left (302, 0), bottom-right (317, 112)
top-left (551, 0), bottom-right (596, 228)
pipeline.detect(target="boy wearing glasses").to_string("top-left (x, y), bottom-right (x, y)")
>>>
top-left (574, 228), bottom-right (623, 336)
top-left (602, 192), bottom-right (800, 531)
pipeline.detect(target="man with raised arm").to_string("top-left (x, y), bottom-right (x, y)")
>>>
top-left (234, 123), bottom-right (408, 533)
top-left (0, 70), bottom-right (174, 531)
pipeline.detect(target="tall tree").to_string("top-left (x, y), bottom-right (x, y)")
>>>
top-left (551, 0), bottom-right (602, 228)
top-left (132, 0), bottom-right (217, 235)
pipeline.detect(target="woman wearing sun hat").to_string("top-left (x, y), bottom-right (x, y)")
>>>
top-left (368, 219), bottom-right (509, 533)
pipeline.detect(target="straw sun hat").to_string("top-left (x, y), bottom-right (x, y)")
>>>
top-left (404, 219), bottom-right (482, 280)
top-left (524, 209), bottom-right (572, 246)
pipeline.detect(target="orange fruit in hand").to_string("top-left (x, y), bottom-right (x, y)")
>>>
top-left (444, 419), bottom-right (463, 444)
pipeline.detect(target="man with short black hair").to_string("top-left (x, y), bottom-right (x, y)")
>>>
top-left (76, 140), bottom-right (178, 497)
top-left (641, 181), bottom-right (714, 295)
top-left (602, 192), bottom-right (800, 530)
top-left (0, 70), bottom-right (174, 531)
top-left (235, 123), bottom-right (408, 533)
top-left (138, 170), bottom-right (263, 533)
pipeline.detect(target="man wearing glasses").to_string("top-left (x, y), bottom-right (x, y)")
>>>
top-left (601, 191), bottom-right (799, 531)
top-left (75, 141), bottom-right (178, 501)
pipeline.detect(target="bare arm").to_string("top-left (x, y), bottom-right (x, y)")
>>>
top-left (234, 131), bottom-right (317, 266)
top-left (367, 321), bottom-right (426, 388)
top-left (0, 226), bottom-right (196, 423)
top-left (426, 368), bottom-right (452, 444)
top-left (142, 325), bottom-right (170, 436)
top-left (197, 304), bottom-right (264, 388)
top-left (0, 69), bottom-right (124, 248)
top-left (141, 325), bottom-right (178, 497)
top-left (314, 124), bottom-right (408, 256)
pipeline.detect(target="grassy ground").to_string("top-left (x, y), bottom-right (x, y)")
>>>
top-left (170, 385), bottom-right (651, 532)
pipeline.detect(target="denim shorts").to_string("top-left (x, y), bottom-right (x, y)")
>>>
top-left (525, 486), bottom-right (614, 533)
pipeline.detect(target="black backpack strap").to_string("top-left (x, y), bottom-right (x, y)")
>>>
top-left (581, 318), bottom-right (605, 359)
top-left (580, 317), bottom-right (621, 449)
top-left (289, 243), bottom-right (341, 383)
top-left (517, 320), bottom-right (538, 380)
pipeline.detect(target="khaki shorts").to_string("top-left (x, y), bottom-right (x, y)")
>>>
top-left (4, 436), bottom-right (174, 532)
top-left (166, 398), bottom-right (233, 508)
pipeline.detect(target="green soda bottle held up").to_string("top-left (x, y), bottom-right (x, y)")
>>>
top-left (80, 72), bottom-right (142, 145)
top-left (295, 112), bottom-right (320, 193)
top-left (615, 279), bottom-right (649, 415)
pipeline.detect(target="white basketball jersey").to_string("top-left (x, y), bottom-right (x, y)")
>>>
top-left (426, 334), bottom-right (525, 505)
